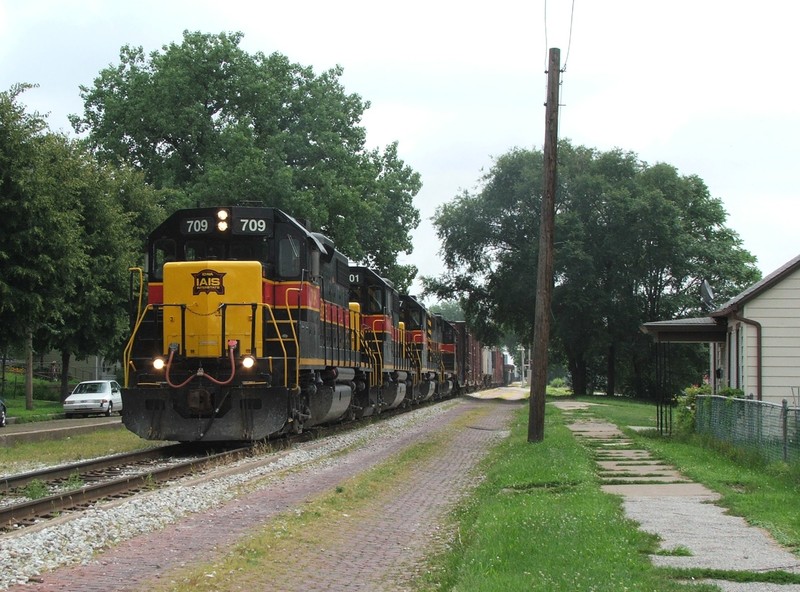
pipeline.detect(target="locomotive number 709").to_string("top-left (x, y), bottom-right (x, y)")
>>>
top-left (238, 218), bottom-right (268, 233)
top-left (182, 218), bottom-right (211, 234)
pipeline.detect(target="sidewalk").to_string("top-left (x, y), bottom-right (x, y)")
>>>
top-left (557, 400), bottom-right (800, 592)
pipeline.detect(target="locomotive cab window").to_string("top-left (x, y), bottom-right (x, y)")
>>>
top-left (278, 235), bottom-right (302, 278)
top-left (231, 239), bottom-right (270, 273)
top-left (152, 238), bottom-right (177, 280)
top-left (185, 241), bottom-right (205, 261)
top-left (185, 240), bottom-right (225, 261)
top-left (367, 286), bottom-right (383, 314)
top-left (228, 242), bottom-right (251, 260)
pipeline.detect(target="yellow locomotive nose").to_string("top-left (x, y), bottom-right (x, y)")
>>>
top-left (163, 260), bottom-right (263, 358)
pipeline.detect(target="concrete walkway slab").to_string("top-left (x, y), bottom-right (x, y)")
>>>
top-left (601, 482), bottom-right (720, 497)
top-left (552, 401), bottom-right (800, 591)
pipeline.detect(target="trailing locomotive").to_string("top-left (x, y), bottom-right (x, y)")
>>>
top-left (122, 206), bottom-right (503, 442)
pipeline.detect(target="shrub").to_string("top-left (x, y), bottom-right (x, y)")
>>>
top-left (717, 386), bottom-right (745, 398)
top-left (34, 384), bottom-right (62, 402)
top-left (675, 384), bottom-right (711, 435)
top-left (549, 377), bottom-right (566, 389)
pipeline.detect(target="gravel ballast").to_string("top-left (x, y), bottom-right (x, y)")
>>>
top-left (0, 402), bottom-right (467, 590)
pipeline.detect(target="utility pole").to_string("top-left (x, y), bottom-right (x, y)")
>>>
top-left (528, 47), bottom-right (560, 442)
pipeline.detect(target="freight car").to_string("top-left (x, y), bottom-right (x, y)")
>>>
top-left (122, 206), bottom-right (503, 442)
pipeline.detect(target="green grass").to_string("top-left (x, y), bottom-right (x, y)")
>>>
top-left (2, 397), bottom-right (65, 422)
top-left (415, 396), bottom-right (800, 589)
top-left (2, 373), bottom-right (77, 421)
top-left (21, 479), bottom-right (49, 499)
top-left (1, 428), bottom-right (166, 473)
top-left (569, 396), bottom-right (800, 554)
top-left (416, 404), bottom-right (715, 591)
top-left (572, 394), bottom-right (659, 428)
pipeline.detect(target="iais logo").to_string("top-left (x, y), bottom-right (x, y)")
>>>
top-left (192, 269), bottom-right (226, 295)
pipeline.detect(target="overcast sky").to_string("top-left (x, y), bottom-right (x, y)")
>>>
top-left (2, 0), bottom-right (798, 297)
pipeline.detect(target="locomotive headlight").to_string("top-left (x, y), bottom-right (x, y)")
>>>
top-left (153, 357), bottom-right (166, 371)
top-left (216, 209), bottom-right (230, 232)
top-left (241, 355), bottom-right (256, 369)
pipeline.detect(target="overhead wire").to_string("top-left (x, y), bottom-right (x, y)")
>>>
top-left (562, 0), bottom-right (576, 72)
top-left (542, 0), bottom-right (576, 141)
top-left (543, 0), bottom-right (577, 72)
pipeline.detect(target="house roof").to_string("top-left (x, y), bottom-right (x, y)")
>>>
top-left (710, 253), bottom-right (800, 317)
top-left (640, 316), bottom-right (727, 343)
top-left (640, 253), bottom-right (800, 343)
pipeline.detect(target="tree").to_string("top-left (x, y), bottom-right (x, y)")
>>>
top-left (428, 300), bottom-right (465, 322)
top-left (46, 159), bottom-right (164, 399)
top-left (424, 148), bottom-right (541, 346)
top-left (1, 85), bottom-right (165, 402)
top-left (0, 85), bottom-right (86, 408)
top-left (71, 30), bottom-right (421, 290)
top-left (426, 140), bottom-right (760, 397)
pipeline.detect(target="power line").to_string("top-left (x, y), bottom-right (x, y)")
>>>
top-left (543, 0), bottom-right (577, 72)
top-left (543, 0), bottom-right (549, 69)
top-left (563, 0), bottom-right (576, 71)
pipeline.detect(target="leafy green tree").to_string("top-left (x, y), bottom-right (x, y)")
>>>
top-left (356, 142), bottom-right (421, 290)
top-left (425, 148), bottom-right (540, 346)
top-left (47, 158), bottom-right (164, 399)
top-left (1, 85), bottom-right (165, 402)
top-left (426, 140), bottom-right (760, 397)
top-left (428, 300), bottom-right (465, 321)
top-left (0, 85), bottom-right (85, 407)
top-left (71, 30), bottom-right (420, 290)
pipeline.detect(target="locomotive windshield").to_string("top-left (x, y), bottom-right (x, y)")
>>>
top-left (150, 236), bottom-right (270, 280)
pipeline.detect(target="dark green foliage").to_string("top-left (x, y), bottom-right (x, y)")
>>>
top-left (71, 31), bottom-right (421, 290)
top-left (0, 85), bottom-right (85, 347)
top-left (717, 386), bottom-right (746, 398)
top-left (1, 86), bottom-right (163, 398)
top-left (676, 384), bottom-right (712, 435)
top-left (427, 140), bottom-right (761, 397)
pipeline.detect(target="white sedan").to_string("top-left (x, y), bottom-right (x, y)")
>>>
top-left (63, 380), bottom-right (123, 418)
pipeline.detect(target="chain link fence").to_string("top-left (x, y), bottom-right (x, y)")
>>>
top-left (695, 395), bottom-right (800, 464)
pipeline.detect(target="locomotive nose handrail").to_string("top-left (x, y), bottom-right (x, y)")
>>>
top-left (124, 300), bottom-right (295, 389)
top-left (164, 340), bottom-right (239, 388)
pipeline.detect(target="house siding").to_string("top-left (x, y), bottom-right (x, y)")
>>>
top-left (741, 268), bottom-right (800, 405)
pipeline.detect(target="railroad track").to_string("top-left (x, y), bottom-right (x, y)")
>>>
top-left (0, 444), bottom-right (251, 531)
top-left (0, 398), bottom-right (456, 533)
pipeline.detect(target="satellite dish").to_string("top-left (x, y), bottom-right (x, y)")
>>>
top-left (700, 280), bottom-right (715, 309)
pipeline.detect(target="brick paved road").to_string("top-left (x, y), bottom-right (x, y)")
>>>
top-left (7, 397), bottom-right (520, 592)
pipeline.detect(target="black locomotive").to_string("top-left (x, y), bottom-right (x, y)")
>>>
top-left (122, 206), bottom-right (504, 442)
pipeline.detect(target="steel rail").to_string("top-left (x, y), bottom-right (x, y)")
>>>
top-left (0, 445), bottom-right (186, 492)
top-left (0, 447), bottom-right (249, 530)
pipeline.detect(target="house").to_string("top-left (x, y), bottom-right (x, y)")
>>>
top-left (641, 254), bottom-right (800, 407)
